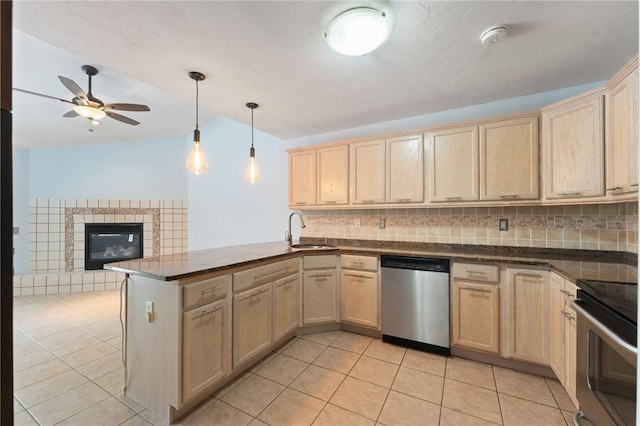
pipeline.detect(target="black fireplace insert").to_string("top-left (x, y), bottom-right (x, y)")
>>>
top-left (85, 223), bottom-right (143, 270)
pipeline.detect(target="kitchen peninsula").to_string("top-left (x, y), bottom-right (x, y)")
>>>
top-left (107, 239), bottom-right (636, 423)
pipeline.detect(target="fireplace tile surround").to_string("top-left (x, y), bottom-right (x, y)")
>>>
top-left (14, 199), bottom-right (187, 296)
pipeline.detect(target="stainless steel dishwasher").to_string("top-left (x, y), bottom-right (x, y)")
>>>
top-left (380, 255), bottom-right (450, 355)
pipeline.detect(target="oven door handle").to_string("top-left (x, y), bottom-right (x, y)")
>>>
top-left (572, 411), bottom-right (595, 425)
top-left (571, 299), bottom-right (638, 363)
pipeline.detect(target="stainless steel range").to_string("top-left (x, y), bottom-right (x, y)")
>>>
top-left (572, 278), bottom-right (637, 425)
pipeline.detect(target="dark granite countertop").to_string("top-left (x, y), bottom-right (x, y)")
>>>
top-left (105, 238), bottom-right (637, 285)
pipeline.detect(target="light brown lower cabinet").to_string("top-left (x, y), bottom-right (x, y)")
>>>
top-left (273, 274), bottom-right (300, 341)
top-left (340, 270), bottom-right (379, 328)
top-left (182, 298), bottom-right (230, 403)
top-left (504, 268), bottom-right (550, 365)
top-left (233, 283), bottom-right (273, 367)
top-left (302, 255), bottom-right (338, 325)
top-left (451, 280), bottom-right (500, 354)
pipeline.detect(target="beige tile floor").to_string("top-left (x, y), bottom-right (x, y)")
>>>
top-left (13, 290), bottom-right (577, 425)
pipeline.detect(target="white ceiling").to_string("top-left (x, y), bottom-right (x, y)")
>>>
top-left (11, 1), bottom-right (639, 150)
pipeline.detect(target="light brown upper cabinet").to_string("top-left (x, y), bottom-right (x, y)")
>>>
top-left (350, 139), bottom-right (386, 204)
top-left (386, 134), bottom-right (424, 203)
top-left (429, 125), bottom-right (479, 202)
top-left (605, 55), bottom-right (639, 197)
top-left (289, 150), bottom-right (316, 207)
top-left (479, 116), bottom-right (539, 201)
top-left (317, 144), bottom-right (349, 205)
top-left (542, 89), bottom-right (605, 201)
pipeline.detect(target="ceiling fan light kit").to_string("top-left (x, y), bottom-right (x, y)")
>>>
top-left (244, 102), bottom-right (260, 183)
top-left (324, 7), bottom-right (391, 56)
top-left (186, 71), bottom-right (208, 175)
top-left (481, 25), bottom-right (508, 45)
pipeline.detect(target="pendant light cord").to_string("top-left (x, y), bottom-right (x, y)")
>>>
top-left (195, 79), bottom-right (200, 131)
top-left (250, 107), bottom-right (254, 148)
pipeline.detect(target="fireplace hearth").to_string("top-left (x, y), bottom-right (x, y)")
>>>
top-left (85, 223), bottom-right (143, 270)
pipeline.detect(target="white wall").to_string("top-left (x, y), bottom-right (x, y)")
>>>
top-left (286, 82), bottom-right (604, 149)
top-left (13, 148), bottom-right (30, 274)
top-left (187, 116), bottom-right (290, 250)
top-left (28, 136), bottom-right (188, 200)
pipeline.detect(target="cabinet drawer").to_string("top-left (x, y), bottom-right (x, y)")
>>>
top-left (233, 258), bottom-right (299, 293)
top-left (451, 262), bottom-right (499, 283)
top-left (341, 254), bottom-right (378, 271)
top-left (183, 275), bottom-right (230, 309)
top-left (303, 255), bottom-right (337, 270)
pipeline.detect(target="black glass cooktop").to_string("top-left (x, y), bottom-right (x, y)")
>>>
top-left (577, 279), bottom-right (637, 325)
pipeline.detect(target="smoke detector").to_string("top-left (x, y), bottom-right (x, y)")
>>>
top-left (481, 25), bottom-right (508, 45)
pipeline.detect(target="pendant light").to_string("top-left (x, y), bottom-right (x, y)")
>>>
top-left (244, 102), bottom-right (261, 183)
top-left (186, 71), bottom-right (208, 175)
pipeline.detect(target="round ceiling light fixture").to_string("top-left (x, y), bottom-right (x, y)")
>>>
top-left (481, 25), bottom-right (508, 46)
top-left (324, 7), bottom-right (391, 56)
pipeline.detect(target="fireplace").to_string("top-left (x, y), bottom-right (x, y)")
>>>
top-left (85, 223), bottom-right (144, 270)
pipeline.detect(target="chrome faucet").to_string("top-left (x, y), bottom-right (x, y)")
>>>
top-left (286, 211), bottom-right (306, 245)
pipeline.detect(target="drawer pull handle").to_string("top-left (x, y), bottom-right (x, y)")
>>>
top-left (251, 288), bottom-right (270, 297)
top-left (606, 186), bottom-right (623, 191)
top-left (461, 287), bottom-right (491, 293)
top-left (296, 202), bottom-right (307, 205)
top-left (558, 191), bottom-right (582, 196)
top-left (275, 278), bottom-right (297, 287)
top-left (395, 198), bottom-right (411, 202)
top-left (324, 200), bottom-right (337, 204)
top-left (351, 261), bottom-right (365, 266)
top-left (445, 197), bottom-right (462, 201)
top-left (559, 289), bottom-right (571, 296)
top-left (194, 305), bottom-right (223, 318)
top-left (362, 200), bottom-right (375, 203)
top-left (201, 286), bottom-right (220, 295)
top-left (309, 273), bottom-right (333, 278)
top-left (254, 267), bottom-right (291, 281)
top-left (465, 270), bottom-right (487, 276)
top-left (499, 194), bottom-right (520, 199)
top-left (344, 273), bottom-right (373, 279)
top-left (631, 183), bottom-right (639, 187)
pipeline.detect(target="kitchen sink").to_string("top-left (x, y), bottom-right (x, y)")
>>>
top-left (290, 244), bottom-right (338, 250)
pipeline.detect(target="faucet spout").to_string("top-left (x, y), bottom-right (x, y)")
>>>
top-left (287, 211), bottom-right (306, 245)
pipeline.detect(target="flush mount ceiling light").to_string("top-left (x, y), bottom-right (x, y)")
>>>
top-left (324, 7), bottom-right (391, 56)
top-left (185, 71), bottom-right (208, 175)
top-left (481, 25), bottom-right (508, 46)
top-left (244, 102), bottom-right (261, 183)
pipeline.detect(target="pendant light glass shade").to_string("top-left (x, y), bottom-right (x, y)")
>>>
top-left (244, 102), bottom-right (260, 183)
top-left (186, 71), bottom-right (207, 175)
top-left (244, 146), bottom-right (260, 183)
top-left (186, 129), bottom-right (208, 175)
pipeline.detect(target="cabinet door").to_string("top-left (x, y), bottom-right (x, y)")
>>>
top-left (289, 150), bottom-right (317, 207)
top-left (451, 280), bottom-right (500, 354)
top-left (350, 139), bottom-right (386, 204)
top-left (606, 66), bottom-right (639, 195)
top-left (340, 270), bottom-right (379, 329)
top-left (505, 269), bottom-right (550, 364)
top-left (386, 134), bottom-right (424, 203)
top-left (233, 283), bottom-right (272, 367)
top-left (543, 94), bottom-right (605, 199)
top-left (549, 273), bottom-right (565, 382)
top-left (273, 274), bottom-right (300, 342)
top-left (317, 145), bottom-right (349, 205)
top-left (480, 116), bottom-right (539, 201)
top-left (302, 270), bottom-right (337, 325)
top-left (182, 299), bottom-right (229, 402)
top-left (429, 126), bottom-right (478, 202)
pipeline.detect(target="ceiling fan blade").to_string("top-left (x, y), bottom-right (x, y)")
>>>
top-left (63, 110), bottom-right (78, 118)
top-left (105, 110), bottom-right (140, 126)
top-left (104, 103), bottom-right (150, 112)
top-left (58, 76), bottom-right (88, 100)
top-left (13, 88), bottom-right (74, 104)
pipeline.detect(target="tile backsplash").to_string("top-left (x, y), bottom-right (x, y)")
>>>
top-left (301, 202), bottom-right (638, 253)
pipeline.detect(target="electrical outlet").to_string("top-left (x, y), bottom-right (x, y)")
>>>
top-left (379, 218), bottom-right (386, 229)
top-left (13, 227), bottom-right (19, 235)
top-left (355, 218), bottom-right (361, 228)
top-left (499, 218), bottom-right (509, 232)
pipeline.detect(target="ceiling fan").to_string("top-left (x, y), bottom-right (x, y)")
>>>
top-left (13, 64), bottom-right (150, 126)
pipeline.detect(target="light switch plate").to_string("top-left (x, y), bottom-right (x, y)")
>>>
top-left (499, 218), bottom-right (509, 232)
top-left (379, 218), bottom-right (386, 229)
